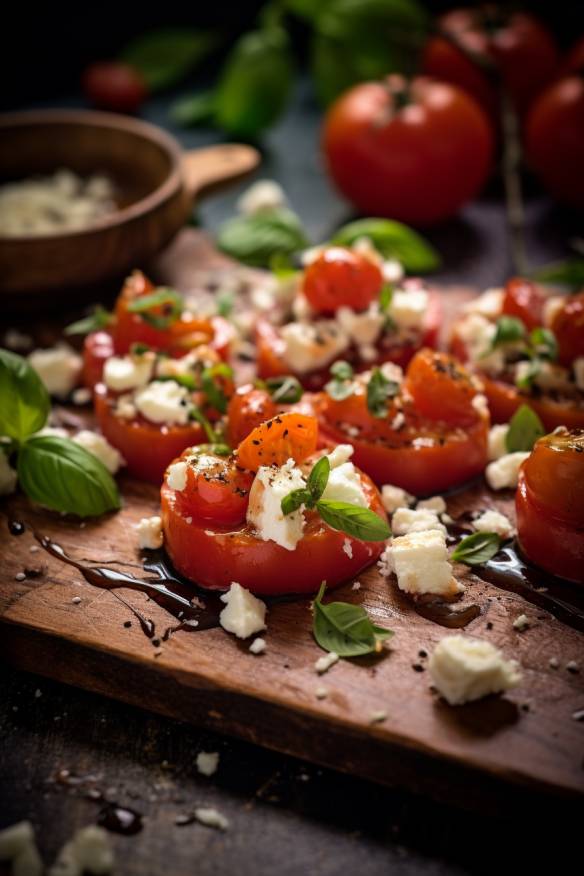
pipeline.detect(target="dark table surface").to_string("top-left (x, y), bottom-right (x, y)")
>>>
top-left (1, 82), bottom-right (582, 875)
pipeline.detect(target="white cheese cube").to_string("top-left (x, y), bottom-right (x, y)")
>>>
top-left (114, 394), bottom-right (137, 420)
top-left (247, 459), bottom-right (307, 550)
top-left (134, 380), bottom-right (190, 425)
top-left (196, 751), bottom-right (220, 776)
top-left (485, 452), bottom-right (529, 490)
top-left (573, 358), bottom-right (584, 391)
top-left (237, 179), bottom-right (287, 215)
top-left (28, 343), bottom-right (82, 397)
top-left (0, 450), bottom-right (17, 496)
top-left (103, 354), bottom-right (153, 392)
top-left (194, 808), bottom-right (229, 831)
top-left (382, 258), bottom-right (404, 284)
top-left (336, 303), bottom-right (384, 347)
top-left (417, 495), bottom-right (446, 514)
top-left (72, 430), bottom-right (124, 475)
top-left (473, 509), bottom-right (514, 539)
top-left (381, 484), bottom-right (413, 513)
top-left (314, 651), bottom-right (339, 674)
top-left (513, 613), bottom-right (529, 631)
top-left (281, 320), bottom-right (349, 374)
top-left (454, 313), bottom-right (494, 360)
top-left (391, 507), bottom-right (445, 536)
top-left (389, 288), bottom-right (428, 330)
top-left (220, 582), bottom-right (267, 639)
top-left (135, 516), bottom-right (163, 550)
top-left (488, 424), bottom-right (509, 460)
top-left (389, 530), bottom-right (463, 597)
top-left (462, 288), bottom-right (503, 319)
top-left (429, 635), bottom-right (521, 705)
top-left (249, 637), bottom-right (266, 655)
top-left (321, 461), bottom-right (368, 508)
top-left (166, 460), bottom-right (188, 491)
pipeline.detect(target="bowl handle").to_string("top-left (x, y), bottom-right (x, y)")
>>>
top-left (181, 144), bottom-right (260, 201)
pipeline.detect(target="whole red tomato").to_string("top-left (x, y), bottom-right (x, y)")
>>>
top-left (422, 8), bottom-right (558, 116)
top-left (525, 76), bottom-right (584, 210)
top-left (83, 62), bottom-right (147, 113)
top-left (322, 76), bottom-right (493, 226)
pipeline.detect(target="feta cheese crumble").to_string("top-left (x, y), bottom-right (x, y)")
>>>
top-left (321, 461), bottom-right (368, 507)
top-left (219, 583), bottom-right (267, 639)
top-left (196, 751), bottom-right (220, 777)
top-left (166, 460), bottom-right (188, 491)
top-left (381, 484), bottom-right (413, 513)
top-left (135, 516), bottom-right (163, 550)
top-left (28, 343), bottom-right (82, 397)
top-left (391, 507), bottom-right (445, 536)
top-left (249, 637), bottom-right (266, 655)
top-left (462, 288), bottom-right (504, 319)
top-left (237, 179), bottom-right (287, 215)
top-left (134, 380), bottom-right (190, 425)
top-left (103, 353), bottom-right (153, 392)
top-left (314, 651), bottom-right (339, 674)
top-left (281, 321), bottom-right (349, 374)
top-left (513, 613), bottom-right (530, 631)
top-left (194, 807), bottom-right (229, 831)
top-left (389, 287), bottom-right (428, 329)
top-left (485, 452), bottom-right (529, 490)
top-left (473, 509), bottom-right (514, 539)
top-left (247, 459), bottom-right (307, 551)
top-left (0, 821), bottom-right (42, 875)
top-left (72, 430), bottom-right (124, 475)
top-left (50, 825), bottom-right (114, 876)
top-left (429, 635), bottom-right (521, 705)
top-left (342, 538), bottom-right (353, 559)
top-left (416, 495), bottom-right (446, 514)
top-left (325, 443), bottom-right (354, 469)
top-left (386, 530), bottom-right (463, 597)
top-left (487, 424), bottom-right (509, 460)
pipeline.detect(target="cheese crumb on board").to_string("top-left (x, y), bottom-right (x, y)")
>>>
top-left (49, 825), bottom-right (114, 876)
top-left (196, 751), bottom-right (220, 777)
top-left (249, 637), bottom-right (266, 655)
top-left (194, 808), bottom-right (229, 831)
top-left (387, 530), bottom-right (463, 597)
top-left (429, 635), bottom-right (521, 706)
top-left (220, 583), bottom-right (267, 639)
top-left (315, 686), bottom-right (329, 699)
top-left (485, 452), bottom-right (529, 490)
top-left (391, 507), bottom-right (445, 536)
top-left (472, 509), bottom-right (514, 539)
top-left (135, 516), bottom-right (163, 550)
top-left (369, 710), bottom-right (388, 724)
top-left (72, 430), bottom-right (124, 475)
top-left (28, 344), bottom-right (82, 398)
top-left (416, 495), bottom-right (446, 514)
top-left (237, 179), bottom-right (286, 215)
top-left (314, 651), bottom-right (339, 674)
top-left (513, 614), bottom-right (530, 631)
top-left (381, 484), bottom-right (413, 513)
top-left (247, 459), bottom-right (306, 551)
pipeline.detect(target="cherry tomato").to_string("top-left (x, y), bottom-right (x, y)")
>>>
top-left (303, 247), bottom-right (383, 315)
top-left (480, 376), bottom-right (584, 432)
top-left (525, 76), bottom-right (584, 210)
top-left (83, 62), bottom-right (147, 113)
top-left (236, 412), bottom-right (319, 472)
top-left (227, 385), bottom-right (277, 447)
top-left (323, 76), bottom-right (493, 226)
top-left (422, 8), bottom-right (558, 115)
top-left (82, 330), bottom-right (114, 390)
top-left (501, 277), bottom-right (545, 332)
top-left (405, 348), bottom-right (482, 427)
top-left (516, 429), bottom-right (584, 583)
top-left (169, 449), bottom-right (254, 527)
top-left (550, 291), bottom-right (584, 368)
top-left (161, 453), bottom-right (386, 595)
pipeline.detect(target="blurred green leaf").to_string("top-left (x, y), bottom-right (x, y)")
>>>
top-left (171, 91), bottom-right (216, 127)
top-left (532, 257), bottom-right (584, 292)
top-left (285, 0), bottom-right (332, 20)
top-left (121, 28), bottom-right (218, 91)
top-left (217, 208), bottom-right (309, 267)
top-left (332, 218), bottom-right (440, 273)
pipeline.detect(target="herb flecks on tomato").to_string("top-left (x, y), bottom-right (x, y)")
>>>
top-left (170, 450), bottom-right (254, 527)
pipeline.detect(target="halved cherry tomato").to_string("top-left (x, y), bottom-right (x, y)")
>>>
top-left (303, 247), bottom-right (383, 315)
top-left (82, 330), bottom-right (114, 391)
top-left (550, 291), bottom-right (584, 368)
top-left (405, 348), bottom-right (481, 427)
top-left (236, 412), bottom-right (318, 472)
top-left (227, 385), bottom-right (277, 447)
top-left (161, 452), bottom-right (386, 595)
top-left (168, 449), bottom-right (254, 527)
top-left (481, 374), bottom-right (584, 432)
top-left (501, 277), bottom-right (545, 332)
top-left (516, 429), bottom-right (584, 583)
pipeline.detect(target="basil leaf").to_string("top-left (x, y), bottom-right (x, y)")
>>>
top-left (201, 363), bottom-right (232, 414)
top-left (313, 582), bottom-right (393, 657)
top-left (332, 218), bottom-right (440, 273)
top-left (307, 456), bottom-right (330, 503)
top-left (379, 283), bottom-right (393, 312)
top-left (130, 343), bottom-right (152, 356)
top-left (316, 500), bottom-right (390, 541)
top-left (215, 28), bottom-right (293, 138)
top-left (217, 207), bottom-right (309, 268)
top-left (0, 350), bottom-right (50, 441)
top-left (491, 315), bottom-right (526, 348)
top-left (529, 327), bottom-right (558, 361)
top-left (505, 404), bottom-right (545, 453)
top-left (195, 442), bottom-right (232, 457)
top-left (366, 367), bottom-right (398, 418)
top-left (17, 436), bottom-right (120, 518)
top-left (216, 290), bottom-right (235, 318)
top-left (451, 532), bottom-right (502, 566)
top-left (171, 90), bottom-right (216, 127)
top-left (325, 359), bottom-right (354, 401)
top-left (127, 288), bottom-right (183, 330)
top-left (281, 487), bottom-right (312, 516)
top-left (330, 360), bottom-right (353, 381)
top-left (121, 28), bottom-right (218, 91)
top-left (189, 407), bottom-right (219, 444)
top-left (65, 306), bottom-right (113, 337)
top-left (266, 375), bottom-right (303, 404)
top-left (155, 373), bottom-right (198, 391)
top-left (269, 252), bottom-right (298, 279)
top-left (532, 257), bottom-right (584, 291)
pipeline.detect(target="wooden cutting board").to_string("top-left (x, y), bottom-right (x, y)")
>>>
top-left (1, 230), bottom-right (583, 810)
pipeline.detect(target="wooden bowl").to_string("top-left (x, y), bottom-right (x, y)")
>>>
top-left (0, 109), bottom-right (259, 298)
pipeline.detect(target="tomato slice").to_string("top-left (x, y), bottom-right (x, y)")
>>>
top-left (550, 291), bottom-right (584, 367)
top-left (236, 412), bottom-right (318, 472)
top-left (82, 330), bottom-right (114, 390)
top-left (501, 277), bottom-right (545, 331)
top-left (227, 385), bottom-right (277, 447)
top-left (169, 449), bottom-right (254, 527)
top-left (404, 348), bottom-right (481, 427)
top-left (482, 374), bottom-right (584, 431)
top-left (303, 247), bottom-right (383, 315)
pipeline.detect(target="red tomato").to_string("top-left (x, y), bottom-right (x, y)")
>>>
top-left (94, 384), bottom-right (206, 484)
top-left (83, 62), bottom-right (147, 113)
top-left (549, 292), bottom-right (584, 368)
top-left (323, 76), bottom-right (493, 226)
top-left (303, 247), bottom-right (383, 315)
top-left (168, 449), bottom-right (254, 527)
top-left (161, 455), bottom-right (386, 595)
top-left (315, 350), bottom-right (489, 494)
top-left (481, 375), bottom-right (584, 432)
top-left (82, 330), bottom-right (114, 390)
top-left (501, 277), bottom-right (545, 332)
top-left (516, 429), bottom-right (584, 583)
top-left (525, 76), bottom-right (584, 210)
top-left (236, 412), bottom-right (319, 472)
top-left (227, 385), bottom-right (277, 447)
top-left (422, 8), bottom-right (558, 115)
top-left (558, 36), bottom-right (584, 78)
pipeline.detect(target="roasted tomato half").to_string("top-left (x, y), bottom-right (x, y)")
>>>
top-left (315, 349), bottom-right (489, 494)
top-left (516, 428), bottom-right (584, 583)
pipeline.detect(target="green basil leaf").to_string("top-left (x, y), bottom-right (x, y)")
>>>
top-left (217, 207), bottom-right (309, 268)
top-left (515, 358), bottom-right (540, 390)
top-left (195, 442), bottom-right (232, 457)
top-left (313, 582), bottom-right (393, 657)
top-left (529, 327), bottom-right (558, 361)
top-left (17, 436), bottom-right (120, 518)
top-left (451, 532), bottom-right (502, 566)
top-left (269, 252), bottom-right (299, 279)
top-left (121, 28), bottom-right (218, 91)
top-left (130, 343), bottom-right (152, 356)
top-left (379, 283), bottom-right (393, 312)
top-left (505, 404), bottom-right (545, 453)
top-left (332, 218), bottom-right (440, 273)
top-left (307, 456), bottom-right (330, 503)
top-left (215, 28), bottom-right (293, 138)
top-left (201, 363), bottom-right (232, 414)
top-left (532, 257), bottom-right (584, 292)
top-left (171, 90), bottom-right (216, 127)
top-left (316, 500), bottom-right (390, 541)
top-left (330, 360), bottom-right (353, 381)
top-left (65, 306), bottom-right (113, 337)
top-left (0, 350), bottom-right (50, 441)
top-left (155, 374), bottom-right (198, 391)
top-left (189, 407), bottom-right (219, 444)
top-left (266, 375), bottom-right (303, 404)
top-left (281, 487), bottom-right (312, 516)
top-left (127, 287), bottom-right (183, 330)
top-left (325, 359), bottom-right (354, 401)
top-left (366, 367), bottom-right (398, 418)
top-left (216, 290), bottom-right (235, 318)
top-left (491, 315), bottom-right (526, 348)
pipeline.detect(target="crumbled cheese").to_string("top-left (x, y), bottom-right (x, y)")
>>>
top-left (166, 460), bottom-right (188, 491)
top-left (417, 496), bottom-right (446, 514)
top-left (28, 344), bottom-right (82, 397)
top-left (196, 751), bottom-right (220, 777)
top-left (281, 320), bottom-right (349, 374)
top-left (513, 613), bottom-right (530, 631)
top-left (488, 424), bottom-right (509, 460)
top-left (531, 361), bottom-right (571, 392)
top-left (315, 686), bottom-right (329, 699)
top-left (382, 259), bottom-right (404, 284)
top-left (314, 651), bottom-right (339, 674)
top-left (0, 821), bottom-right (38, 862)
top-left (378, 544), bottom-right (394, 577)
top-left (194, 807), bottom-right (229, 831)
top-left (454, 314), bottom-right (494, 360)
top-left (351, 581), bottom-right (361, 590)
top-left (4, 329), bottom-right (33, 351)
top-left (135, 516), bottom-right (163, 550)
top-left (50, 825), bottom-right (114, 876)
top-left (388, 530), bottom-right (463, 597)
top-left (342, 538), bottom-right (353, 559)
top-left (379, 362), bottom-right (404, 384)
top-left (300, 245), bottom-right (325, 267)
top-left (72, 430), bottom-right (124, 474)
top-left (543, 295), bottom-right (564, 327)
top-left (381, 484), bottom-right (413, 513)
top-left (114, 393), bottom-right (137, 420)
top-left (429, 635), bottom-right (521, 705)
top-left (369, 709), bottom-right (388, 724)
top-left (72, 386), bottom-right (92, 405)
top-left (485, 452), bottom-right (529, 490)
top-left (103, 353), bottom-right (153, 392)
top-left (321, 461), bottom-right (368, 507)
top-left (471, 393), bottom-right (489, 417)
top-left (134, 380), bottom-right (190, 425)
top-left (0, 450), bottom-right (17, 496)
top-left (462, 288), bottom-right (504, 319)
top-left (220, 582), bottom-right (267, 639)
top-left (237, 179), bottom-right (286, 215)
top-left (473, 509), bottom-right (514, 539)
top-left (249, 637), bottom-right (266, 655)
top-left (247, 459), bottom-right (307, 551)
top-left (573, 358), bottom-right (584, 391)
top-left (389, 287), bottom-right (428, 329)
top-left (391, 507), bottom-right (445, 536)
top-left (326, 443), bottom-right (354, 469)
top-left (336, 303), bottom-right (384, 348)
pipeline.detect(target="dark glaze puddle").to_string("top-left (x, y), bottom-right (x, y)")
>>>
top-left (414, 601), bottom-right (481, 629)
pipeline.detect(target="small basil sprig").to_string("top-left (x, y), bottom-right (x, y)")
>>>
top-left (313, 582), bottom-right (393, 657)
top-left (366, 367), bottom-right (399, 418)
top-left (189, 407), bottom-right (224, 445)
top-left (505, 405), bottom-right (545, 453)
top-left (532, 256), bottom-right (584, 292)
top-left (195, 442), bottom-right (231, 457)
top-left (201, 363), bottom-right (233, 414)
top-left (265, 375), bottom-right (303, 404)
top-left (451, 532), bottom-right (502, 566)
top-left (216, 290), bottom-right (235, 318)
top-left (325, 360), bottom-right (354, 401)
top-left (281, 455), bottom-right (330, 515)
top-left (332, 218), bottom-right (440, 273)
top-left (65, 306), bottom-right (113, 337)
top-left (127, 288), bottom-right (183, 330)
top-left (0, 349), bottom-right (50, 441)
top-left (529, 327), bottom-right (558, 361)
top-left (217, 207), bottom-right (309, 268)
top-left (490, 315), bottom-right (526, 349)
